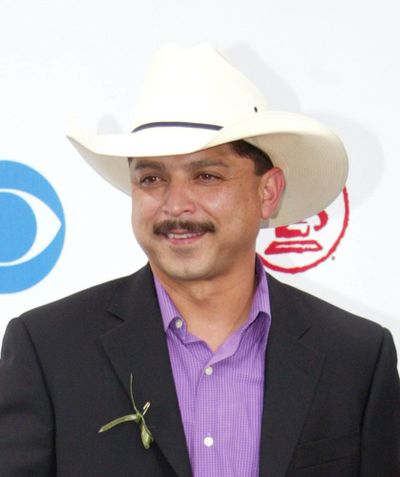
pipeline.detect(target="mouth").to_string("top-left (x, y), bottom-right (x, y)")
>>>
top-left (154, 220), bottom-right (215, 246)
top-left (164, 230), bottom-right (206, 245)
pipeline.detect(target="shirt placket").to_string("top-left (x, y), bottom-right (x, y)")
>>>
top-left (192, 356), bottom-right (222, 476)
top-left (191, 328), bottom-right (247, 477)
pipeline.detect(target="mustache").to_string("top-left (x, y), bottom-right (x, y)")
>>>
top-left (153, 220), bottom-right (215, 235)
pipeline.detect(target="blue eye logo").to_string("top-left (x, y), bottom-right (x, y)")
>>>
top-left (0, 160), bottom-right (65, 293)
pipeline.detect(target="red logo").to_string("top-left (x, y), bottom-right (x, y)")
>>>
top-left (258, 188), bottom-right (349, 273)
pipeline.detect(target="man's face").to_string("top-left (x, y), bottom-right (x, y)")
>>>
top-left (130, 143), bottom-right (283, 283)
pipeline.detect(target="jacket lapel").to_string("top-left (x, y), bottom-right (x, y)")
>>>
top-left (98, 266), bottom-right (325, 477)
top-left (99, 265), bottom-right (192, 477)
top-left (259, 275), bottom-right (326, 477)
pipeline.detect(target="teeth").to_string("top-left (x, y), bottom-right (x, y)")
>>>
top-left (167, 232), bottom-right (201, 239)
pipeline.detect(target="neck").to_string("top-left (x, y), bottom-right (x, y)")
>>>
top-left (151, 256), bottom-right (258, 351)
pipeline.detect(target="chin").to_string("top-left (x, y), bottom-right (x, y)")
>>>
top-left (154, 258), bottom-right (216, 282)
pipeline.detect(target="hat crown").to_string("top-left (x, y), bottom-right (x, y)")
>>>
top-left (131, 43), bottom-right (268, 129)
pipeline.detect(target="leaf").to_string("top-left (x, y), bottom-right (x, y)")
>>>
top-left (98, 373), bottom-right (154, 449)
top-left (140, 423), bottom-right (154, 450)
top-left (98, 413), bottom-right (140, 433)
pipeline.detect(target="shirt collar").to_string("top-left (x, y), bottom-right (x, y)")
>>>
top-left (153, 255), bottom-right (271, 333)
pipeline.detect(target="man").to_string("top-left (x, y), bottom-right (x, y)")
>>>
top-left (1, 43), bottom-right (399, 476)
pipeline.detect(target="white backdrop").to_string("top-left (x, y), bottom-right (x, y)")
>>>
top-left (1, 0), bottom-right (399, 357)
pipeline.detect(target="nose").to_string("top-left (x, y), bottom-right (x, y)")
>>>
top-left (161, 181), bottom-right (196, 218)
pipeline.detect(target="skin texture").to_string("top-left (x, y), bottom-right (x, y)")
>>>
top-left (130, 143), bottom-right (285, 350)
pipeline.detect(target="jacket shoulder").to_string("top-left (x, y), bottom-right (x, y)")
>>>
top-left (17, 265), bottom-right (152, 332)
top-left (267, 273), bottom-right (387, 348)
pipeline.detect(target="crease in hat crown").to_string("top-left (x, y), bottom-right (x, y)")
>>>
top-left (66, 42), bottom-right (348, 228)
top-left (130, 43), bottom-right (269, 131)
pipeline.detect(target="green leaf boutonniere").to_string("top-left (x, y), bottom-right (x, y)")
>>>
top-left (98, 374), bottom-right (154, 450)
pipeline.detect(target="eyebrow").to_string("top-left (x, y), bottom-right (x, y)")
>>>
top-left (132, 160), bottom-right (166, 171)
top-left (132, 158), bottom-right (230, 172)
top-left (186, 159), bottom-right (230, 171)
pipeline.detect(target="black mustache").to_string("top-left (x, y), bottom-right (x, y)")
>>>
top-left (153, 220), bottom-right (215, 235)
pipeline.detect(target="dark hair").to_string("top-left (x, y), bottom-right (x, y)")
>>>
top-left (127, 139), bottom-right (274, 175)
top-left (229, 140), bottom-right (274, 175)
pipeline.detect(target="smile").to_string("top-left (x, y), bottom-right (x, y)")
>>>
top-left (163, 230), bottom-right (206, 245)
top-left (167, 232), bottom-right (203, 239)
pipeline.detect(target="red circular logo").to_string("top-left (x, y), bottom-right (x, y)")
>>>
top-left (258, 188), bottom-right (349, 273)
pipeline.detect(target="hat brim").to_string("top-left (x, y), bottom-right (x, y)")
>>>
top-left (66, 111), bottom-right (348, 228)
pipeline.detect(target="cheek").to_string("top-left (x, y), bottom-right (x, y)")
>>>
top-left (201, 187), bottom-right (258, 231)
top-left (228, 187), bottom-right (264, 230)
top-left (131, 190), bottom-right (161, 225)
top-left (201, 190), bottom-right (227, 213)
top-left (214, 182), bottom-right (260, 212)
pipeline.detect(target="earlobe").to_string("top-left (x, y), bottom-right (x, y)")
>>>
top-left (260, 167), bottom-right (286, 220)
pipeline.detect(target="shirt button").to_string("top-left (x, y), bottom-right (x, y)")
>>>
top-left (205, 366), bottom-right (213, 376)
top-left (175, 319), bottom-right (183, 329)
top-left (203, 436), bottom-right (214, 447)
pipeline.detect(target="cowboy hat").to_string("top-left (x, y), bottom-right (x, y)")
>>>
top-left (66, 43), bottom-right (348, 227)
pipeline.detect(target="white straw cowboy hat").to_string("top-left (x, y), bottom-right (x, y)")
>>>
top-left (66, 43), bottom-right (348, 228)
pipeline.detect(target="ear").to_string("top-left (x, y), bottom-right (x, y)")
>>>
top-left (259, 167), bottom-right (285, 220)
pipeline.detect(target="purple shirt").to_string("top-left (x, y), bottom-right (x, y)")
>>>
top-left (153, 257), bottom-right (271, 477)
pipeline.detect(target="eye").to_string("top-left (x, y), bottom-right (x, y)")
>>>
top-left (0, 160), bottom-right (65, 293)
top-left (140, 175), bottom-right (163, 186)
top-left (196, 173), bottom-right (220, 183)
top-left (0, 189), bottom-right (62, 265)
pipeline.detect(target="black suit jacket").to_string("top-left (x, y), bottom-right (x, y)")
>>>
top-left (1, 265), bottom-right (399, 476)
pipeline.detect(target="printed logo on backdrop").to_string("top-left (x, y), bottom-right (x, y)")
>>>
top-left (0, 161), bottom-right (65, 293)
top-left (259, 188), bottom-right (349, 274)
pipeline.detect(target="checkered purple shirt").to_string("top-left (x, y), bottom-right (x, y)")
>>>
top-left (153, 257), bottom-right (271, 477)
